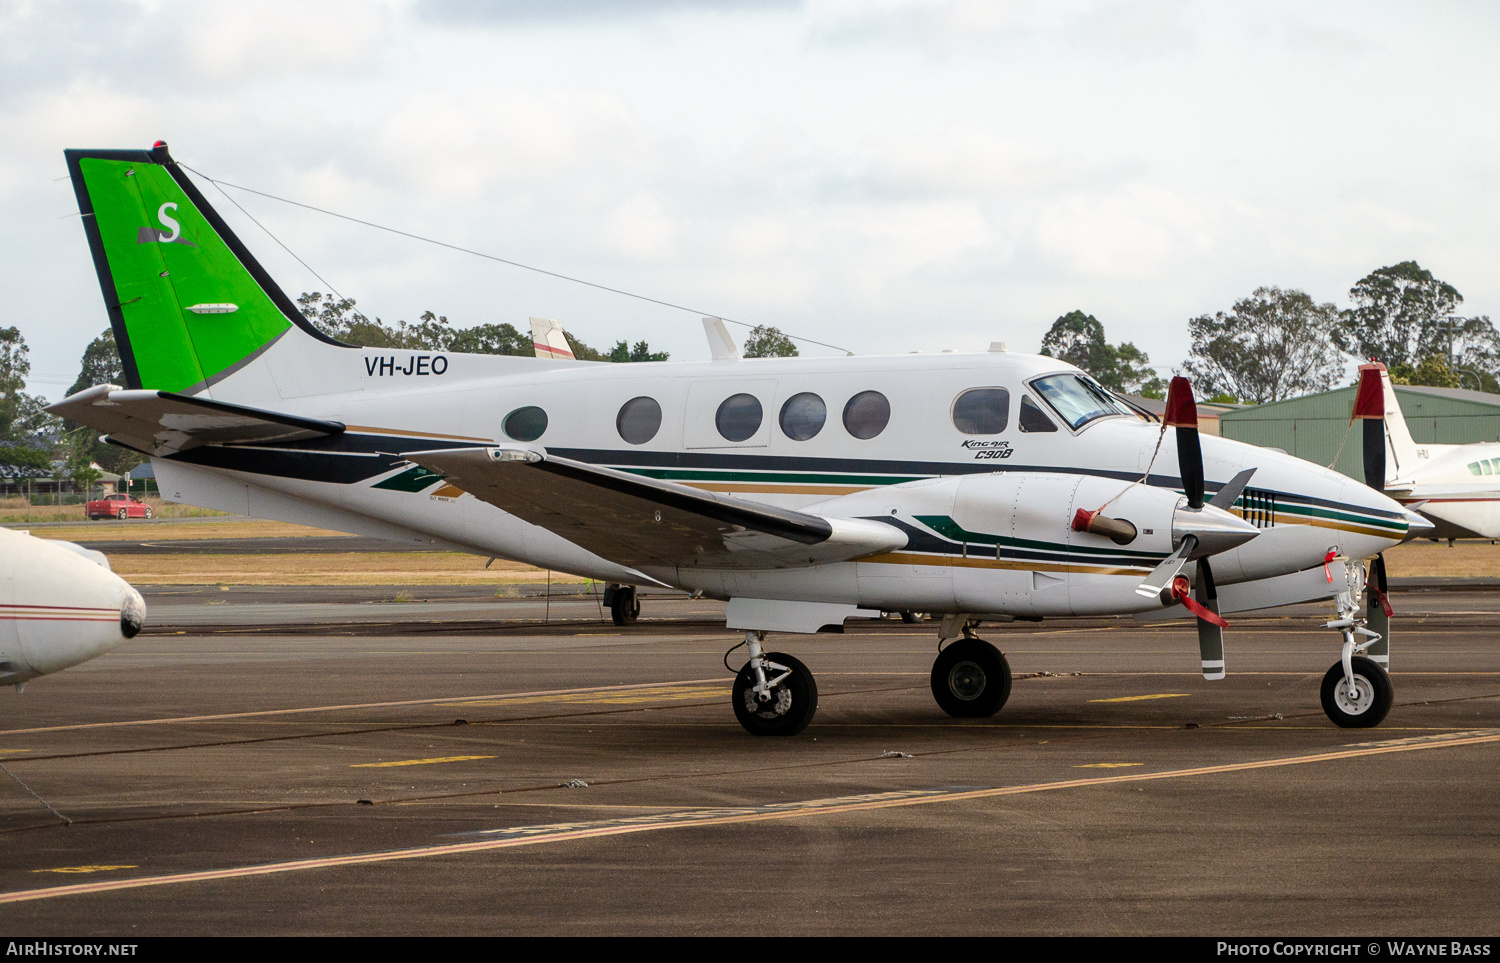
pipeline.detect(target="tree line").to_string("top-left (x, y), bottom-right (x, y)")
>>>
top-left (1042, 261), bottom-right (1496, 404)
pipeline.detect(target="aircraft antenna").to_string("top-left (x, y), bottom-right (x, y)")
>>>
top-left (180, 165), bottom-right (854, 356)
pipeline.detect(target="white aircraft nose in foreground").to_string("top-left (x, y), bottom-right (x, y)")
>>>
top-left (49, 141), bottom-right (1425, 734)
top-left (0, 528), bottom-right (146, 689)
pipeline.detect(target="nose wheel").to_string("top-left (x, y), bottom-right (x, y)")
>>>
top-left (931, 638), bottom-right (1011, 717)
top-left (1321, 656), bottom-right (1393, 728)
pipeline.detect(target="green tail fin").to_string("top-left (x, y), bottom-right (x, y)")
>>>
top-left (65, 143), bottom-right (345, 395)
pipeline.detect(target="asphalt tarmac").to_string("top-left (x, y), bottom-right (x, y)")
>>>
top-left (0, 589), bottom-right (1496, 936)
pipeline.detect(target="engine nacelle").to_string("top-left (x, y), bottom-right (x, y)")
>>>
top-left (0, 529), bottom-right (145, 687)
top-left (789, 471), bottom-right (1256, 617)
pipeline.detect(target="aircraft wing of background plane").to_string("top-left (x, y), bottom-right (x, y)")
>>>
top-left (48, 383), bottom-right (345, 456)
top-left (407, 447), bottom-right (907, 572)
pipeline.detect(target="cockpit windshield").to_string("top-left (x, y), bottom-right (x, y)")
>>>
top-left (1029, 374), bottom-right (1133, 430)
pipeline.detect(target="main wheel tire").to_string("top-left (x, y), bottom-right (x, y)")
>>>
top-left (609, 587), bottom-right (639, 626)
top-left (732, 652), bottom-right (817, 736)
top-left (932, 639), bottom-right (1011, 718)
top-left (1320, 656), bottom-right (1393, 728)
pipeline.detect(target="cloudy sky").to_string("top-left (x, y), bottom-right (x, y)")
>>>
top-left (5, 0), bottom-right (1499, 398)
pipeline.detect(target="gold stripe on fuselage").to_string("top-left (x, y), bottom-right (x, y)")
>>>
top-left (860, 552), bottom-right (1152, 577)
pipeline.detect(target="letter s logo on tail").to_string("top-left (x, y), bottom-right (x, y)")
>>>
top-left (157, 202), bottom-right (180, 243)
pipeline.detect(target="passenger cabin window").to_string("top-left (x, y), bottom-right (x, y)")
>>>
top-left (779, 392), bottom-right (826, 441)
top-left (951, 387), bottom-right (1009, 434)
top-left (616, 396), bottom-right (662, 445)
top-left (716, 393), bottom-right (764, 442)
top-left (1030, 375), bottom-right (1131, 430)
top-left (843, 390), bottom-right (890, 440)
top-left (1018, 395), bottom-right (1057, 433)
top-left (503, 406), bottom-right (548, 442)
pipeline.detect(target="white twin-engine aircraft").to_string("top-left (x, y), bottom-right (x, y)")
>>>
top-left (1355, 361), bottom-right (1500, 541)
top-left (50, 143), bottom-right (1430, 734)
top-left (1, 529), bottom-right (146, 690)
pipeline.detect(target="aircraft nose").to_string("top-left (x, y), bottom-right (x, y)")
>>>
top-left (1400, 511), bottom-right (1436, 543)
top-left (1174, 503), bottom-right (1261, 557)
top-left (121, 588), bottom-right (146, 639)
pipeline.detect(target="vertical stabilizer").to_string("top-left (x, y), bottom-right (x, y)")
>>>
top-left (1357, 362), bottom-right (1420, 482)
top-left (703, 317), bottom-right (740, 361)
top-left (529, 317), bottom-right (575, 360)
top-left (64, 141), bottom-right (348, 399)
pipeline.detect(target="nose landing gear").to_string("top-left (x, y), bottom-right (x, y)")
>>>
top-left (1321, 556), bottom-right (1393, 728)
top-left (1321, 656), bottom-right (1393, 727)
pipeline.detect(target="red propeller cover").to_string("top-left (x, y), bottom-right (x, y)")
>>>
top-left (1164, 376), bottom-right (1197, 428)
top-left (1353, 363), bottom-right (1385, 421)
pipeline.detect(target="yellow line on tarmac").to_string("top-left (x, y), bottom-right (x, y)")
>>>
top-left (2, 729), bottom-right (1496, 906)
top-left (31, 866), bottom-right (138, 875)
top-left (352, 755), bottom-right (496, 769)
top-left (1088, 693), bottom-right (1190, 703)
top-left (0, 679), bottom-right (728, 737)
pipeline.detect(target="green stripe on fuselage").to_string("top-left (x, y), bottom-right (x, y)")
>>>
top-left (915, 515), bottom-right (1169, 560)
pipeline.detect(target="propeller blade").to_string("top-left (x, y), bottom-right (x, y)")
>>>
top-left (1206, 468), bottom-right (1257, 512)
top-left (1135, 534), bottom-right (1196, 598)
top-left (1194, 558), bottom-right (1225, 680)
top-left (1354, 363), bottom-right (1386, 491)
top-left (1365, 553), bottom-right (1392, 668)
top-left (1165, 376), bottom-right (1204, 509)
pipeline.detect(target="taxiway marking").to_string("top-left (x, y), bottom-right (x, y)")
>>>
top-left (1088, 693), bottom-right (1190, 703)
top-left (3, 728), bottom-right (1495, 906)
top-left (352, 755), bottom-right (497, 769)
top-left (448, 686), bottom-right (730, 708)
top-left (0, 679), bottom-right (727, 737)
top-left (31, 866), bottom-right (138, 875)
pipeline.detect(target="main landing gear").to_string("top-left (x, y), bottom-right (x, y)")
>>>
top-left (1321, 557), bottom-right (1394, 728)
top-left (931, 623), bottom-right (1012, 718)
top-left (605, 584), bottom-right (639, 626)
top-left (732, 631), bottom-right (817, 736)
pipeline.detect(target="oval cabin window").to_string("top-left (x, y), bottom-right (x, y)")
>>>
top-left (716, 393), bottom-right (764, 442)
top-left (503, 406), bottom-right (548, 442)
top-left (951, 387), bottom-right (1009, 434)
top-left (842, 390), bottom-right (890, 440)
top-left (616, 396), bottom-right (663, 445)
top-left (779, 393), bottom-right (827, 441)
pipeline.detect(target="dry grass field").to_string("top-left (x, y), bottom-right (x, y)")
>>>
top-left (0, 495), bottom-right (226, 525)
top-left (1381, 539), bottom-right (1500, 578)
top-left (28, 519), bottom-right (350, 542)
top-left (105, 552), bottom-right (577, 586)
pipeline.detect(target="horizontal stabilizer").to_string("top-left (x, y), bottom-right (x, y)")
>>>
top-left (47, 384), bottom-right (344, 456)
top-left (406, 447), bottom-right (906, 572)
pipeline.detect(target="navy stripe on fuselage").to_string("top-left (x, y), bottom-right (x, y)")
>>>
top-left (160, 436), bottom-right (1405, 525)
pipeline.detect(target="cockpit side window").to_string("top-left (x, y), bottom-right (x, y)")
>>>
top-left (1029, 374), bottom-right (1131, 430)
top-left (1018, 395), bottom-right (1058, 433)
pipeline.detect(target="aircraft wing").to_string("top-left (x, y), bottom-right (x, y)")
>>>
top-left (407, 447), bottom-right (906, 572)
top-left (47, 384), bottom-right (344, 456)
